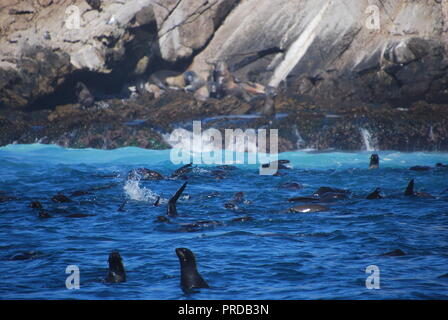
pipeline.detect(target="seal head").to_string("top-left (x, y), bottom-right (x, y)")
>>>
top-left (105, 250), bottom-right (126, 283)
top-left (369, 154), bottom-right (379, 169)
top-left (175, 247), bottom-right (209, 292)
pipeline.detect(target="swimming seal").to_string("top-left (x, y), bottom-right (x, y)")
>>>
top-left (75, 82), bottom-right (94, 108)
top-left (409, 166), bottom-right (431, 171)
top-left (289, 204), bottom-right (329, 213)
top-left (369, 154), bottom-right (379, 169)
top-left (380, 249), bottom-right (406, 257)
top-left (105, 250), bottom-right (126, 283)
top-left (404, 179), bottom-right (434, 198)
top-left (167, 182), bottom-right (188, 217)
top-left (313, 187), bottom-right (349, 197)
top-left (128, 168), bottom-right (164, 181)
top-left (171, 163), bottom-right (193, 179)
top-left (175, 248), bottom-right (209, 292)
top-left (183, 71), bottom-right (206, 93)
top-left (366, 188), bottom-right (383, 199)
top-left (29, 201), bottom-right (43, 209)
top-left (52, 194), bottom-right (72, 203)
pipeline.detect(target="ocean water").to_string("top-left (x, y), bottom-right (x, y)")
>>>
top-left (0, 144), bottom-right (447, 300)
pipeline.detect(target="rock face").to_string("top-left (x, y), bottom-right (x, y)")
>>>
top-left (0, 0), bottom-right (448, 151)
top-left (190, 0), bottom-right (448, 106)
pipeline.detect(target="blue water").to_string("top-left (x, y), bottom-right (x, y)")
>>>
top-left (0, 144), bottom-right (447, 299)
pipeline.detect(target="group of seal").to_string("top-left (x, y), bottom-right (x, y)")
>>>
top-left (138, 60), bottom-right (277, 117)
top-left (103, 247), bottom-right (208, 292)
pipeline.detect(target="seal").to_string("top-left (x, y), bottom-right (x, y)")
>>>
top-left (75, 82), bottom-right (94, 108)
top-left (313, 187), bottom-right (349, 197)
top-left (171, 163), bottom-right (193, 179)
top-left (175, 247), bottom-right (209, 292)
top-left (409, 165), bottom-right (431, 171)
top-left (366, 188), bottom-right (383, 199)
top-left (167, 182), bottom-right (188, 217)
top-left (319, 192), bottom-right (349, 202)
top-left (380, 249), bottom-right (406, 257)
top-left (149, 70), bottom-right (182, 90)
top-left (289, 204), bottom-right (329, 213)
top-left (404, 179), bottom-right (434, 198)
top-left (208, 81), bottom-right (224, 99)
top-left (369, 154), bottom-right (379, 169)
top-left (128, 168), bottom-right (164, 181)
top-left (212, 61), bottom-right (252, 102)
top-left (29, 201), bottom-right (43, 209)
top-left (105, 250), bottom-right (126, 283)
top-left (183, 71), bottom-right (206, 93)
top-left (86, 0), bottom-right (102, 11)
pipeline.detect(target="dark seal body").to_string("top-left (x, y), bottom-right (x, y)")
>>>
top-left (75, 82), bottom-right (94, 108)
top-left (105, 250), bottom-right (126, 283)
top-left (167, 182), bottom-right (188, 217)
top-left (366, 188), bottom-right (383, 199)
top-left (369, 154), bottom-right (379, 169)
top-left (175, 248), bottom-right (209, 292)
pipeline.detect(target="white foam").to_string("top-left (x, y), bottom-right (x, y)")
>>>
top-left (123, 178), bottom-right (161, 202)
top-left (360, 128), bottom-right (378, 152)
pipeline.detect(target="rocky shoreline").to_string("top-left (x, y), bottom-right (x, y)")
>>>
top-left (1, 91), bottom-right (447, 152)
top-left (1, 0), bottom-right (448, 152)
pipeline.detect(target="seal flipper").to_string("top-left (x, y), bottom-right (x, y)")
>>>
top-left (153, 196), bottom-right (160, 207)
top-left (404, 179), bottom-right (415, 196)
top-left (105, 250), bottom-right (126, 283)
top-left (175, 248), bottom-right (209, 293)
top-left (366, 188), bottom-right (383, 199)
top-left (167, 182), bottom-right (188, 217)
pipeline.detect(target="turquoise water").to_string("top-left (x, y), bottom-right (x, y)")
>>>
top-left (0, 144), bottom-right (447, 299)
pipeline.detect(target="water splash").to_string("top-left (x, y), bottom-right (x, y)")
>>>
top-left (123, 178), bottom-right (161, 202)
top-left (359, 128), bottom-right (377, 152)
top-left (292, 125), bottom-right (306, 150)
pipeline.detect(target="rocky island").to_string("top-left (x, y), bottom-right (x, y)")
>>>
top-left (1, 0), bottom-right (447, 151)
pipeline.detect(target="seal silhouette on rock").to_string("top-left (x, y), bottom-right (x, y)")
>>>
top-left (75, 82), bottom-right (94, 108)
top-left (175, 247), bottom-right (209, 292)
top-left (167, 182), bottom-right (188, 217)
top-left (369, 154), bottom-right (379, 169)
top-left (380, 249), bottom-right (406, 257)
top-left (105, 250), bottom-right (126, 283)
top-left (183, 71), bottom-right (206, 93)
top-left (51, 194), bottom-right (72, 203)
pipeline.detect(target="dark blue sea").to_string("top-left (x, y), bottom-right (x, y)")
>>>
top-left (0, 144), bottom-right (447, 299)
